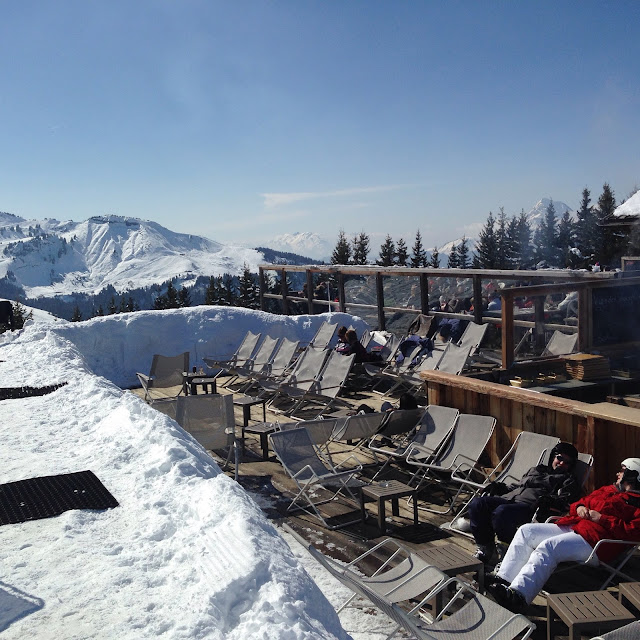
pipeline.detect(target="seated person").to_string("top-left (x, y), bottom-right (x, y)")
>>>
top-left (470, 442), bottom-right (580, 563)
top-left (336, 329), bottom-right (368, 363)
top-left (487, 291), bottom-right (502, 311)
top-left (490, 458), bottom-right (640, 611)
top-left (335, 326), bottom-right (349, 353)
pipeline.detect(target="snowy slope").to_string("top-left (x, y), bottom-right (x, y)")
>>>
top-left (0, 307), bottom-right (378, 639)
top-left (266, 231), bottom-right (332, 262)
top-left (0, 214), bottom-right (265, 298)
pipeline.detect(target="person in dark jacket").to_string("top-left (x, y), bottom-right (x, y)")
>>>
top-left (491, 457), bottom-right (640, 611)
top-left (469, 442), bottom-right (580, 563)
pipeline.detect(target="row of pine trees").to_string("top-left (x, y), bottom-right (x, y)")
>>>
top-left (330, 184), bottom-right (635, 271)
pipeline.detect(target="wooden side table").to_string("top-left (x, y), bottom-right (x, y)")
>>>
top-left (416, 542), bottom-right (485, 593)
top-left (360, 480), bottom-right (418, 534)
top-left (618, 581), bottom-right (640, 612)
top-left (242, 421), bottom-right (278, 460)
top-left (233, 395), bottom-right (267, 427)
top-left (182, 373), bottom-right (217, 395)
top-left (546, 591), bottom-right (634, 640)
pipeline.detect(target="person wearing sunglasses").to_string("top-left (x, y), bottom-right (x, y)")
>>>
top-left (491, 457), bottom-right (640, 612)
top-left (469, 442), bottom-right (580, 564)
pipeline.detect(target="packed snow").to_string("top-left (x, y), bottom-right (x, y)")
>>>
top-left (613, 190), bottom-right (640, 218)
top-left (0, 306), bottom-right (399, 639)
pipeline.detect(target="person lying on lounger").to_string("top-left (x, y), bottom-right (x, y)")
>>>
top-left (489, 457), bottom-right (640, 611)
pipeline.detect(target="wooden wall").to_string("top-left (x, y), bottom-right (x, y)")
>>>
top-left (421, 371), bottom-right (640, 492)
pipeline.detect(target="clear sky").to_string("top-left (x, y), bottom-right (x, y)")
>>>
top-left (1, 1), bottom-right (638, 250)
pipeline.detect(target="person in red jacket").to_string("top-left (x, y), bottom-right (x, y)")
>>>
top-left (490, 457), bottom-right (640, 611)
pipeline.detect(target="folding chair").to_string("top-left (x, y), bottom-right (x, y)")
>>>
top-left (284, 524), bottom-right (447, 613)
top-left (435, 342), bottom-right (473, 375)
top-left (441, 431), bottom-right (560, 536)
top-left (456, 320), bottom-right (488, 357)
top-left (269, 427), bottom-right (365, 529)
top-left (203, 331), bottom-right (262, 381)
top-left (136, 352), bottom-right (189, 404)
top-left (174, 394), bottom-right (238, 480)
top-left (328, 412), bottom-right (387, 462)
top-left (542, 330), bottom-right (578, 356)
top-left (592, 621), bottom-right (640, 639)
top-left (307, 321), bottom-right (338, 350)
top-left (248, 338), bottom-right (299, 386)
top-left (369, 342), bottom-right (425, 396)
top-left (276, 418), bottom-right (338, 459)
top-left (406, 414), bottom-right (496, 514)
top-left (223, 335), bottom-right (279, 389)
top-left (370, 405), bottom-right (459, 479)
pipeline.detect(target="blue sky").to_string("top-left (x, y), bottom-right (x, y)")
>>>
top-left (1, 1), bottom-right (638, 250)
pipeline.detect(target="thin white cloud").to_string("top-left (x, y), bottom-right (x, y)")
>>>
top-left (261, 184), bottom-right (413, 209)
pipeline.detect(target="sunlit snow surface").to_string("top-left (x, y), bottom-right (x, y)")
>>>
top-left (0, 307), bottom-right (382, 639)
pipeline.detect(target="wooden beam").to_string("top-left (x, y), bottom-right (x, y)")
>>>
top-left (376, 273), bottom-right (385, 330)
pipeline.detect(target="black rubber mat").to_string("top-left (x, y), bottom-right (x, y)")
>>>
top-left (0, 470), bottom-right (118, 526)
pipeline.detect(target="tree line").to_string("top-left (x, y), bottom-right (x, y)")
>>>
top-left (330, 183), bottom-right (638, 271)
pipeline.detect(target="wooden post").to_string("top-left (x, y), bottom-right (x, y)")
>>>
top-left (337, 273), bottom-right (346, 313)
top-left (281, 270), bottom-right (289, 315)
top-left (473, 275), bottom-right (483, 324)
top-left (501, 292), bottom-right (515, 369)
top-left (306, 270), bottom-right (314, 314)
top-left (419, 273), bottom-right (429, 315)
top-left (534, 296), bottom-right (545, 351)
top-left (376, 273), bottom-right (386, 330)
top-left (578, 287), bottom-right (591, 351)
top-left (258, 268), bottom-right (266, 311)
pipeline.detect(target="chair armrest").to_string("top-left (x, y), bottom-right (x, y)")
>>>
top-left (334, 455), bottom-right (363, 472)
top-left (405, 442), bottom-right (438, 465)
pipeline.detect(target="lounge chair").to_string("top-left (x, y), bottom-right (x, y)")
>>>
top-left (592, 621), bottom-right (640, 639)
top-left (203, 331), bottom-right (262, 380)
top-left (269, 426), bottom-right (365, 529)
top-left (246, 337), bottom-right (299, 388)
top-left (328, 412), bottom-right (387, 461)
top-left (441, 431), bottom-right (560, 536)
top-left (435, 342), bottom-right (473, 375)
top-left (457, 320), bottom-right (488, 357)
top-left (174, 394), bottom-right (238, 480)
top-left (136, 352), bottom-right (189, 404)
top-left (222, 335), bottom-right (279, 389)
top-left (406, 413), bottom-right (496, 514)
top-left (307, 321), bottom-right (338, 350)
top-left (354, 573), bottom-right (535, 640)
top-left (370, 405), bottom-right (459, 479)
top-left (277, 418), bottom-right (338, 459)
top-left (541, 330), bottom-right (579, 357)
top-left (284, 524), bottom-right (447, 614)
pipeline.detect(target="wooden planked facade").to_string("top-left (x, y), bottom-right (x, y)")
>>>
top-left (420, 370), bottom-right (640, 492)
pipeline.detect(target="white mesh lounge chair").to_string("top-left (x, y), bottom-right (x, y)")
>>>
top-left (277, 418), bottom-right (338, 459)
top-left (136, 352), bottom-right (189, 404)
top-left (175, 394), bottom-right (238, 480)
top-left (247, 338), bottom-right (299, 389)
top-left (369, 342), bottom-right (425, 396)
top-left (441, 431), bottom-right (560, 536)
top-left (328, 412), bottom-right (387, 461)
top-left (355, 573), bottom-right (535, 640)
top-left (370, 405), bottom-right (459, 479)
top-left (284, 524), bottom-right (447, 614)
top-left (406, 413), bottom-right (496, 514)
top-left (307, 321), bottom-right (338, 350)
top-left (541, 330), bottom-right (579, 357)
top-left (269, 427), bottom-right (365, 529)
top-left (457, 320), bottom-right (489, 357)
top-left (435, 342), bottom-right (473, 375)
top-left (226, 335), bottom-right (280, 390)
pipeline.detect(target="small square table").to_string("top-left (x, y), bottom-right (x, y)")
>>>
top-left (233, 395), bottom-right (267, 427)
top-left (182, 372), bottom-right (217, 395)
top-left (416, 542), bottom-right (485, 593)
top-left (618, 581), bottom-right (640, 611)
top-left (242, 421), bottom-right (277, 460)
top-left (546, 590), bottom-right (634, 640)
top-left (360, 479), bottom-right (418, 535)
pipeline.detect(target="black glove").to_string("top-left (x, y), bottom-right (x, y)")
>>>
top-left (486, 481), bottom-right (509, 496)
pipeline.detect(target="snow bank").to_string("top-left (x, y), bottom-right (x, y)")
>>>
top-left (0, 329), bottom-right (353, 638)
top-left (32, 306), bottom-right (368, 388)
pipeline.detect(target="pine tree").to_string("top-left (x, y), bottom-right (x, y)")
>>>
top-left (108, 296), bottom-right (118, 314)
top-left (410, 230), bottom-right (428, 267)
top-left (331, 229), bottom-right (352, 265)
top-left (222, 274), bottom-right (237, 305)
top-left (447, 243), bottom-right (459, 268)
top-left (237, 264), bottom-right (258, 308)
top-left (557, 210), bottom-right (575, 267)
top-left (475, 211), bottom-right (497, 268)
top-left (204, 276), bottom-right (218, 305)
top-left (495, 207), bottom-right (509, 269)
top-left (126, 296), bottom-right (136, 312)
top-left (166, 281), bottom-right (179, 308)
top-left (96, 305), bottom-right (104, 316)
top-left (71, 305), bottom-right (82, 322)
top-left (153, 294), bottom-right (167, 310)
top-left (598, 183), bottom-right (623, 267)
top-left (395, 238), bottom-right (409, 266)
top-left (177, 287), bottom-right (191, 308)
top-left (377, 235), bottom-right (396, 266)
top-left (574, 188), bottom-right (598, 268)
top-left (515, 210), bottom-right (534, 268)
top-left (119, 297), bottom-right (127, 313)
top-left (457, 236), bottom-right (470, 268)
top-left (430, 247), bottom-right (440, 268)
top-left (12, 300), bottom-right (32, 329)
top-left (535, 200), bottom-right (559, 266)
top-left (352, 232), bottom-right (370, 265)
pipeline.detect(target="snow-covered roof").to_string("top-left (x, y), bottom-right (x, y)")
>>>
top-left (613, 190), bottom-right (640, 218)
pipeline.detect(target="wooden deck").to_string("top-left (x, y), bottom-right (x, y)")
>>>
top-left (129, 380), bottom-right (640, 640)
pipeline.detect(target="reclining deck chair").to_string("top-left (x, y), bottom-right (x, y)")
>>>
top-left (592, 621), bottom-right (640, 639)
top-left (244, 338), bottom-right (299, 391)
top-left (328, 412), bottom-right (387, 462)
top-left (307, 321), bottom-right (338, 350)
top-left (441, 431), bottom-right (560, 536)
top-left (224, 335), bottom-right (280, 390)
top-left (355, 572), bottom-right (535, 640)
top-left (457, 320), bottom-right (488, 358)
top-left (276, 417), bottom-right (338, 459)
top-left (406, 413), bottom-right (496, 514)
top-left (283, 351), bottom-right (355, 417)
top-left (369, 342), bottom-right (425, 396)
top-left (370, 405), bottom-right (459, 479)
top-left (269, 427), bottom-right (365, 529)
top-left (435, 342), bottom-right (473, 375)
top-left (204, 331), bottom-right (262, 380)
top-left (284, 524), bottom-right (447, 614)
top-left (541, 330), bottom-right (578, 357)
top-left (175, 394), bottom-right (238, 480)
top-left (137, 352), bottom-right (189, 404)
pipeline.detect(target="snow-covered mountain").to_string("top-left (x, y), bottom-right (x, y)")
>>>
top-left (0, 214), bottom-right (264, 298)
top-left (265, 231), bottom-right (332, 262)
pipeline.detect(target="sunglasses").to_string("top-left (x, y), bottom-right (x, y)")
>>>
top-left (555, 454), bottom-right (572, 464)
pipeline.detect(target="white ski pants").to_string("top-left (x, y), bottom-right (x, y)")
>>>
top-left (496, 523), bottom-right (596, 603)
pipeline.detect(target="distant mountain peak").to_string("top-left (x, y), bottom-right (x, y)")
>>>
top-left (266, 231), bottom-right (332, 261)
